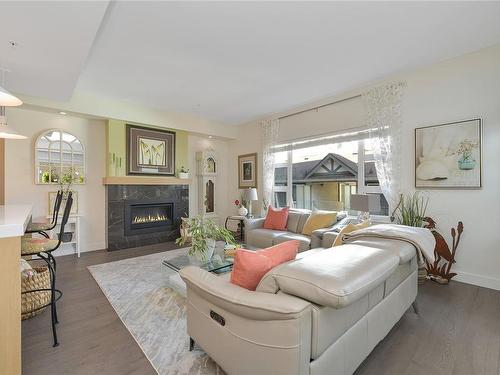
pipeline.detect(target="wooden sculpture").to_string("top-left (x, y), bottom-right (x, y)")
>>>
top-left (423, 217), bottom-right (464, 284)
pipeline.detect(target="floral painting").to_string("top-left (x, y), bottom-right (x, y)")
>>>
top-left (415, 118), bottom-right (482, 188)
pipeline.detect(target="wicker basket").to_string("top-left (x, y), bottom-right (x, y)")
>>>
top-left (21, 266), bottom-right (51, 320)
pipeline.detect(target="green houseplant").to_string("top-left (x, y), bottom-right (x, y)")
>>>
top-left (392, 191), bottom-right (430, 284)
top-left (393, 191), bottom-right (429, 227)
top-left (176, 216), bottom-right (236, 261)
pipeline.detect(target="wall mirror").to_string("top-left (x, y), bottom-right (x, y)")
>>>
top-left (35, 129), bottom-right (86, 184)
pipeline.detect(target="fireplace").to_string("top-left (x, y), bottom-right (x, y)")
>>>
top-left (124, 201), bottom-right (174, 236)
top-left (107, 184), bottom-right (188, 251)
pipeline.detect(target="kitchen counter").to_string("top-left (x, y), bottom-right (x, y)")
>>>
top-left (0, 204), bottom-right (32, 375)
top-left (0, 204), bottom-right (32, 238)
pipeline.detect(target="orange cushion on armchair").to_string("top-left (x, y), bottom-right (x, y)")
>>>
top-left (230, 240), bottom-right (299, 290)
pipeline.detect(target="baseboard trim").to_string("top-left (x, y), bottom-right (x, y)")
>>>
top-left (454, 271), bottom-right (500, 291)
top-left (53, 241), bottom-right (106, 257)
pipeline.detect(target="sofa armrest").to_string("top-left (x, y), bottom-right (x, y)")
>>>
top-left (244, 217), bottom-right (265, 231)
top-left (180, 266), bottom-right (311, 321)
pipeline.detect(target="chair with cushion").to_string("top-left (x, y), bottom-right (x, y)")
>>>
top-left (21, 192), bottom-right (73, 347)
top-left (25, 190), bottom-right (63, 238)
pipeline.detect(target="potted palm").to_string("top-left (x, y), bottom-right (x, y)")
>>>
top-left (176, 216), bottom-right (235, 261)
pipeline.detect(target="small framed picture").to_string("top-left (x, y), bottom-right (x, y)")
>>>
top-left (415, 118), bottom-right (482, 189)
top-left (238, 153), bottom-right (257, 189)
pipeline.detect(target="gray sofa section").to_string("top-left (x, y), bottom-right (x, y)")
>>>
top-left (244, 210), bottom-right (345, 251)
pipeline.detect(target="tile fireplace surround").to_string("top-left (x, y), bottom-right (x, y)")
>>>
top-left (106, 184), bottom-right (189, 250)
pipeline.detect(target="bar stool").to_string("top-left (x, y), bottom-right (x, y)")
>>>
top-left (25, 190), bottom-right (63, 239)
top-left (21, 192), bottom-right (73, 347)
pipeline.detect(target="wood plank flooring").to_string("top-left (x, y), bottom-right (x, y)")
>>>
top-left (22, 244), bottom-right (500, 375)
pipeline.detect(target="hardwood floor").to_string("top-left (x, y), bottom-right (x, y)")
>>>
top-left (22, 243), bottom-right (178, 375)
top-left (22, 245), bottom-right (500, 375)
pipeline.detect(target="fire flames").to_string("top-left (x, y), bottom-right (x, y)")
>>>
top-left (133, 213), bottom-right (168, 224)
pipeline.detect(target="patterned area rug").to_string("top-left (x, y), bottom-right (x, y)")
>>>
top-left (88, 249), bottom-right (223, 375)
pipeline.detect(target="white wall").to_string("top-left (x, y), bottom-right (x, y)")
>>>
top-left (230, 44), bottom-right (500, 290)
top-left (5, 107), bottom-right (107, 255)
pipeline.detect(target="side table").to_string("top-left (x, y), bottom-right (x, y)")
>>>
top-left (224, 215), bottom-right (247, 242)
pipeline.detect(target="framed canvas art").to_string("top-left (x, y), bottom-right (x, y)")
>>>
top-left (238, 153), bottom-right (257, 189)
top-left (415, 118), bottom-right (482, 189)
top-left (126, 124), bottom-right (175, 176)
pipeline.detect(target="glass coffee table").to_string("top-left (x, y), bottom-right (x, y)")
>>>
top-left (162, 254), bottom-right (234, 274)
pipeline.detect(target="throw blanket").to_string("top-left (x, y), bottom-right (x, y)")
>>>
top-left (342, 224), bottom-right (436, 264)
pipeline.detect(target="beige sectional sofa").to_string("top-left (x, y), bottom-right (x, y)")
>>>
top-left (244, 209), bottom-right (346, 251)
top-left (180, 235), bottom-right (423, 375)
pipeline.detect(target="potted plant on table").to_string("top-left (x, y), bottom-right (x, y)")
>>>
top-left (176, 216), bottom-right (236, 261)
top-left (179, 166), bottom-right (190, 179)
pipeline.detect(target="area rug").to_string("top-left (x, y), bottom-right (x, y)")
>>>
top-left (88, 249), bottom-right (223, 375)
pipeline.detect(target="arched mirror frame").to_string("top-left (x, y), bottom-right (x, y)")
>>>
top-left (34, 129), bottom-right (86, 185)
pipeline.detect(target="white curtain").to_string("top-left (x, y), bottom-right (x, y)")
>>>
top-left (261, 119), bottom-right (279, 210)
top-left (362, 82), bottom-right (405, 215)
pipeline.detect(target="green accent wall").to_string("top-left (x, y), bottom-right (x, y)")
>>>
top-left (106, 119), bottom-right (188, 177)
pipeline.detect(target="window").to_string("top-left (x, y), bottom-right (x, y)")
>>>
top-left (272, 130), bottom-right (389, 216)
top-left (35, 129), bottom-right (85, 184)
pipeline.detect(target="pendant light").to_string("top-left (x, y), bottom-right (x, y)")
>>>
top-left (0, 68), bottom-right (25, 139)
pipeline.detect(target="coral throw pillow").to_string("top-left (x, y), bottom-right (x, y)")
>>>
top-left (302, 210), bottom-right (338, 235)
top-left (230, 240), bottom-right (299, 290)
top-left (263, 207), bottom-right (290, 230)
top-left (332, 220), bottom-right (371, 247)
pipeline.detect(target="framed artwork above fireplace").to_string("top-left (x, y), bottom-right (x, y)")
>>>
top-left (126, 124), bottom-right (176, 176)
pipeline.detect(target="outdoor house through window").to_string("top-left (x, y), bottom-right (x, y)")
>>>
top-left (273, 129), bottom-right (389, 216)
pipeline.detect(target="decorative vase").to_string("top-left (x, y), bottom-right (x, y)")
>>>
top-left (179, 172), bottom-right (189, 179)
top-left (238, 206), bottom-right (248, 217)
top-left (192, 238), bottom-right (216, 262)
top-left (458, 156), bottom-right (476, 170)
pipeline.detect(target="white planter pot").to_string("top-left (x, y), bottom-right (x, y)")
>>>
top-left (179, 172), bottom-right (189, 179)
top-left (238, 207), bottom-right (248, 216)
top-left (191, 238), bottom-right (216, 262)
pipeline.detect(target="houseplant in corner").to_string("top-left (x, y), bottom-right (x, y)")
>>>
top-left (176, 216), bottom-right (235, 261)
top-left (392, 191), bottom-right (429, 284)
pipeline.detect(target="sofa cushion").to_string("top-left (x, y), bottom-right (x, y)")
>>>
top-left (346, 238), bottom-right (417, 264)
top-left (302, 210), bottom-right (337, 236)
top-left (245, 228), bottom-right (288, 249)
top-left (332, 220), bottom-right (371, 246)
top-left (256, 248), bottom-right (325, 293)
top-left (286, 210), bottom-right (303, 233)
top-left (258, 240), bottom-right (299, 268)
top-left (273, 233), bottom-right (311, 252)
top-left (297, 213), bottom-right (310, 234)
top-left (263, 207), bottom-right (289, 230)
top-left (230, 240), bottom-right (299, 290)
top-left (230, 250), bottom-right (273, 290)
top-left (270, 244), bottom-right (399, 308)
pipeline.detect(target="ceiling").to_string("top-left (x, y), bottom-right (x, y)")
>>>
top-left (1, 1), bottom-right (500, 125)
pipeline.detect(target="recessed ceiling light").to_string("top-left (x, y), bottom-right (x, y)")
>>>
top-left (208, 135), bottom-right (213, 139)
top-left (59, 111), bottom-right (67, 115)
